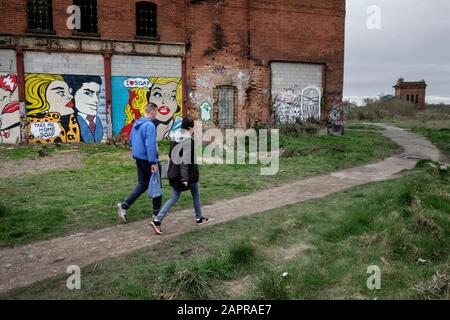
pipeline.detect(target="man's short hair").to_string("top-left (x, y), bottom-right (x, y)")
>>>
top-left (64, 75), bottom-right (102, 94)
top-left (145, 103), bottom-right (158, 114)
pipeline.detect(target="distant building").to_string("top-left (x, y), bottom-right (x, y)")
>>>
top-left (394, 79), bottom-right (427, 110)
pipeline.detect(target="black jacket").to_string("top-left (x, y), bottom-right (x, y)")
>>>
top-left (167, 132), bottom-right (199, 191)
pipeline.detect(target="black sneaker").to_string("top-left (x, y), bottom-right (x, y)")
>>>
top-left (196, 217), bottom-right (210, 225)
top-left (150, 220), bottom-right (162, 235)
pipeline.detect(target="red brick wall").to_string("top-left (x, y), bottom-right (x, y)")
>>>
top-left (395, 86), bottom-right (427, 111)
top-left (184, 0), bottom-right (346, 126)
top-left (0, 0), bottom-right (186, 42)
top-left (0, 0), bottom-right (346, 127)
top-left (0, 0), bottom-right (27, 33)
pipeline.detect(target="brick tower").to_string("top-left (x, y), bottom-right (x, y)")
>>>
top-left (394, 79), bottom-right (427, 110)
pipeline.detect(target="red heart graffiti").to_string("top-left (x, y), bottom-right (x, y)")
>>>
top-left (129, 80), bottom-right (134, 85)
top-left (0, 73), bottom-right (17, 93)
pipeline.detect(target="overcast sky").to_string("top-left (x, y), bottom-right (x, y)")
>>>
top-left (344, 0), bottom-right (450, 104)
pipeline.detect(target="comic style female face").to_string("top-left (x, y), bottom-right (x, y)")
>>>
top-left (148, 81), bottom-right (178, 123)
top-left (46, 80), bottom-right (74, 116)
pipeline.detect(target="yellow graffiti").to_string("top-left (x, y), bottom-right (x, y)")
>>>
top-left (25, 73), bottom-right (64, 115)
top-left (25, 73), bottom-right (81, 143)
top-left (123, 77), bottom-right (183, 127)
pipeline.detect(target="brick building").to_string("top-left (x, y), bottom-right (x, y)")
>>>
top-left (0, 0), bottom-right (346, 144)
top-left (394, 79), bottom-right (427, 111)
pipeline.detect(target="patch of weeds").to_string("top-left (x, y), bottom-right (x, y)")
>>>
top-left (118, 282), bottom-right (153, 300)
top-left (160, 255), bottom-right (232, 300)
top-left (227, 241), bottom-right (256, 266)
top-left (330, 145), bottom-right (347, 155)
top-left (254, 274), bottom-right (290, 300)
top-left (413, 271), bottom-right (450, 300)
top-left (357, 233), bottom-right (383, 248)
top-left (398, 189), bottom-right (415, 206)
top-left (388, 227), bottom-right (414, 259)
top-left (421, 194), bottom-right (450, 212)
top-left (266, 227), bottom-right (284, 243)
top-left (409, 215), bottom-right (443, 238)
top-left (400, 208), bottom-right (415, 219)
top-left (160, 261), bottom-right (213, 299)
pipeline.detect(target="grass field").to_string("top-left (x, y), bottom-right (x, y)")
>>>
top-left (0, 131), bottom-right (399, 248)
top-left (4, 161), bottom-right (448, 300)
top-left (345, 123), bottom-right (385, 131)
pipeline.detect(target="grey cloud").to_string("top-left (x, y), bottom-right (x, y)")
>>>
top-left (344, 0), bottom-right (450, 101)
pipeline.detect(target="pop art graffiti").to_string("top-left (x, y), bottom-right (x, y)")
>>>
top-left (25, 73), bottom-right (106, 143)
top-left (0, 73), bottom-right (20, 143)
top-left (112, 77), bottom-right (183, 141)
top-left (273, 87), bottom-right (321, 124)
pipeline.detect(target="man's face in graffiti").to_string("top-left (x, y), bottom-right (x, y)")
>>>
top-left (46, 81), bottom-right (74, 116)
top-left (74, 82), bottom-right (101, 116)
top-left (149, 82), bottom-right (178, 122)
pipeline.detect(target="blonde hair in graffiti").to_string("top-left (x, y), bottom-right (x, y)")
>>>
top-left (123, 88), bottom-right (149, 126)
top-left (25, 74), bottom-right (64, 115)
top-left (123, 77), bottom-right (183, 126)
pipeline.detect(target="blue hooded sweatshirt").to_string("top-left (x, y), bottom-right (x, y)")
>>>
top-left (129, 117), bottom-right (158, 165)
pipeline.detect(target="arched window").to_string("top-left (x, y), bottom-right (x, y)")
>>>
top-left (136, 2), bottom-right (158, 38)
top-left (406, 94), bottom-right (410, 102)
top-left (27, 0), bottom-right (53, 32)
top-left (73, 0), bottom-right (98, 34)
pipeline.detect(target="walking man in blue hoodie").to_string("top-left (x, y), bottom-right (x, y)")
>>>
top-left (116, 103), bottom-right (160, 223)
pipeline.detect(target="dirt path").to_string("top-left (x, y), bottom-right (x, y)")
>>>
top-left (0, 124), bottom-right (445, 294)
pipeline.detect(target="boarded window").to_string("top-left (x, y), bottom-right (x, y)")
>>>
top-left (27, 0), bottom-right (53, 32)
top-left (74, 0), bottom-right (98, 34)
top-left (136, 1), bottom-right (158, 38)
top-left (214, 86), bottom-right (236, 128)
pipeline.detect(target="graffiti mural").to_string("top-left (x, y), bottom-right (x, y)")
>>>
top-left (327, 93), bottom-right (345, 136)
top-left (25, 73), bottom-right (106, 143)
top-left (212, 64), bottom-right (227, 76)
top-left (273, 87), bottom-right (302, 124)
top-left (112, 77), bottom-right (183, 141)
top-left (273, 87), bottom-right (321, 124)
top-left (301, 87), bottom-right (321, 120)
top-left (199, 101), bottom-right (213, 123)
top-left (0, 73), bottom-right (20, 143)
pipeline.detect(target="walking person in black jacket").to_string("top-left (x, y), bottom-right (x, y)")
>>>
top-left (150, 117), bottom-right (209, 235)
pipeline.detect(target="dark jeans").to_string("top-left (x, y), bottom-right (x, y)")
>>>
top-left (122, 159), bottom-right (162, 215)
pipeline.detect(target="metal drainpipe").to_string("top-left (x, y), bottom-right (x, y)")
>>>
top-left (15, 49), bottom-right (28, 144)
top-left (103, 53), bottom-right (112, 138)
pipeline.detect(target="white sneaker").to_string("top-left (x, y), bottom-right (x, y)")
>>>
top-left (117, 203), bottom-right (127, 224)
